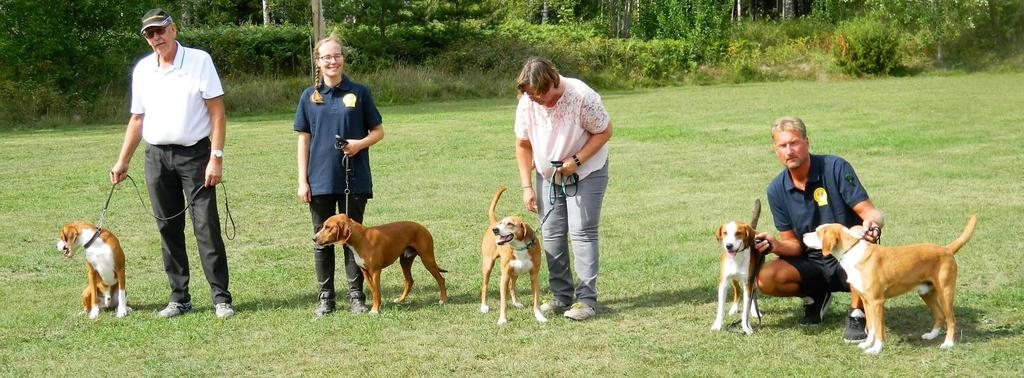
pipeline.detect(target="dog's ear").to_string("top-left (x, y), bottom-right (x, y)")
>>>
top-left (339, 220), bottom-right (352, 243)
top-left (523, 223), bottom-right (536, 244)
top-left (715, 224), bottom-right (725, 242)
top-left (60, 226), bottom-right (77, 245)
top-left (743, 225), bottom-right (757, 246)
top-left (820, 227), bottom-right (838, 256)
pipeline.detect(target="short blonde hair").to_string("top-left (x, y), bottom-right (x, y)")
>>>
top-left (515, 57), bottom-right (560, 96)
top-left (771, 116), bottom-right (808, 139)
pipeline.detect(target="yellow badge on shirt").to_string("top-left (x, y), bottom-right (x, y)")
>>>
top-left (342, 93), bottom-right (357, 108)
top-left (813, 187), bottom-right (829, 207)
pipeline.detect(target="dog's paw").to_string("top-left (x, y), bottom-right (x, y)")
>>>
top-left (393, 297), bottom-right (403, 303)
top-left (534, 312), bottom-right (547, 323)
top-left (857, 339), bottom-right (874, 350)
top-left (728, 303), bottom-right (738, 315)
top-left (480, 304), bottom-right (490, 313)
top-left (88, 307), bottom-right (100, 320)
top-left (115, 306), bottom-right (130, 318)
top-left (742, 326), bottom-right (754, 335)
top-left (710, 322), bottom-right (723, 331)
top-left (438, 299), bottom-right (446, 305)
top-left (921, 328), bottom-right (941, 340)
top-left (864, 343), bottom-right (883, 355)
top-left (497, 317), bottom-right (508, 326)
top-left (511, 300), bottom-right (525, 308)
top-left (939, 340), bottom-right (955, 349)
top-left (369, 309), bottom-right (380, 315)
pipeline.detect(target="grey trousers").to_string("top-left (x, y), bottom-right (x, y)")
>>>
top-left (144, 138), bottom-right (231, 305)
top-left (536, 161), bottom-right (608, 307)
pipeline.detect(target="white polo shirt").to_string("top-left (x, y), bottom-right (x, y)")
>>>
top-left (131, 42), bottom-right (224, 146)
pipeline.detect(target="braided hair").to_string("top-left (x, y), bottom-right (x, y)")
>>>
top-left (310, 33), bottom-right (344, 105)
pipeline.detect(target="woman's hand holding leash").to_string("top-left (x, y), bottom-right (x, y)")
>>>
top-left (555, 155), bottom-right (581, 176)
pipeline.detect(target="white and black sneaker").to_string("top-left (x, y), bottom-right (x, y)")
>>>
top-left (158, 301), bottom-right (193, 319)
top-left (843, 308), bottom-right (868, 342)
top-left (798, 291), bottom-right (832, 326)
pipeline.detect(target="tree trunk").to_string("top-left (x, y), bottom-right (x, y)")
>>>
top-left (262, 0), bottom-right (271, 26)
top-left (783, 0), bottom-right (794, 19)
top-left (620, 0), bottom-right (631, 38)
top-left (542, 0), bottom-right (549, 24)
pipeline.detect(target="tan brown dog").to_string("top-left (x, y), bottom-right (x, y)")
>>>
top-left (802, 214), bottom-right (977, 354)
top-left (313, 214), bottom-right (448, 314)
top-left (56, 222), bottom-right (131, 319)
top-left (480, 187), bottom-right (546, 325)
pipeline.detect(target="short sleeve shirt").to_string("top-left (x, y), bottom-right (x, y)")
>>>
top-left (514, 77), bottom-right (610, 181)
top-left (766, 154), bottom-right (870, 243)
top-left (294, 75), bottom-right (382, 197)
top-left (131, 42), bottom-right (224, 146)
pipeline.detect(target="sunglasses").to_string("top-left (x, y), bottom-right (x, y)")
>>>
top-left (142, 26), bottom-right (167, 39)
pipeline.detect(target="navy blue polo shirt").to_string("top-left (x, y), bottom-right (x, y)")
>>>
top-left (766, 154), bottom-right (870, 243)
top-left (294, 75), bottom-right (382, 197)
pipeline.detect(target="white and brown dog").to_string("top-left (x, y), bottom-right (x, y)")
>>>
top-left (313, 214), bottom-right (448, 314)
top-left (802, 214), bottom-right (977, 354)
top-left (56, 222), bottom-right (130, 319)
top-left (712, 220), bottom-right (763, 334)
top-left (480, 187), bottom-right (546, 325)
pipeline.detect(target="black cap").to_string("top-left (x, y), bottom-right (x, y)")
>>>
top-left (140, 8), bottom-right (173, 33)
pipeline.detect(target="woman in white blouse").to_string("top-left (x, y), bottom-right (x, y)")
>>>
top-left (513, 57), bottom-right (613, 321)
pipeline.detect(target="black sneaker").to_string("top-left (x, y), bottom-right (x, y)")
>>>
top-left (843, 309), bottom-right (868, 342)
top-left (314, 293), bottom-right (335, 317)
top-left (799, 291), bottom-right (832, 326)
top-left (349, 297), bottom-right (368, 314)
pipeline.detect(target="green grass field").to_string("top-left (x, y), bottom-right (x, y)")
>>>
top-left (2, 73), bottom-right (1022, 376)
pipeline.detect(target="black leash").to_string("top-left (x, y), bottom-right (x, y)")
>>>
top-left (95, 174), bottom-right (237, 241)
top-left (335, 135), bottom-right (352, 216)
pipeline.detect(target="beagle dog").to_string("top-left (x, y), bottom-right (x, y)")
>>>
top-left (803, 214), bottom-right (977, 354)
top-left (480, 187), bottom-right (546, 325)
top-left (56, 222), bottom-right (130, 319)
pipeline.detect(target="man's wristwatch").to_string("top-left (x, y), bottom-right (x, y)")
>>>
top-left (211, 149), bottom-right (224, 158)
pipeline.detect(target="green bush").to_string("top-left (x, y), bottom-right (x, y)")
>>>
top-left (181, 25), bottom-right (310, 78)
top-left (833, 17), bottom-right (901, 75)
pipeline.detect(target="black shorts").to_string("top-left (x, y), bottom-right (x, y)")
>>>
top-left (779, 249), bottom-right (850, 297)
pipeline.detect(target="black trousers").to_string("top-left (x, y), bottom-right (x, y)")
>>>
top-left (144, 138), bottom-right (231, 305)
top-left (310, 194), bottom-right (367, 301)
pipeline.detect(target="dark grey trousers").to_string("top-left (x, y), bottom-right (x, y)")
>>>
top-left (144, 138), bottom-right (231, 305)
top-left (536, 161), bottom-right (608, 307)
top-left (310, 194), bottom-right (367, 301)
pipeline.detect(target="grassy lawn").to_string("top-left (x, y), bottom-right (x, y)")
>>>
top-left (2, 72), bottom-right (1022, 376)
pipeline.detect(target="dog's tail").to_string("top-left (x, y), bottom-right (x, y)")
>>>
top-left (945, 214), bottom-right (978, 254)
top-left (489, 186), bottom-right (507, 225)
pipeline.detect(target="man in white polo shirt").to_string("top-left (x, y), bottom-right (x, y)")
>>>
top-left (110, 8), bottom-right (233, 319)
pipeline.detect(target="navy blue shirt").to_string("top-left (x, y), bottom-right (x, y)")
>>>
top-left (767, 154), bottom-right (869, 247)
top-left (294, 75), bottom-right (382, 197)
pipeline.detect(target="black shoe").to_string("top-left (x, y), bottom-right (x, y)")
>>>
top-left (799, 291), bottom-right (832, 326)
top-left (349, 297), bottom-right (368, 314)
top-left (314, 293), bottom-right (336, 317)
top-left (843, 309), bottom-right (868, 343)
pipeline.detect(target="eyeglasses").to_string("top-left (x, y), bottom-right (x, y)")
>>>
top-left (142, 26), bottom-right (167, 39)
top-left (319, 54), bottom-right (344, 62)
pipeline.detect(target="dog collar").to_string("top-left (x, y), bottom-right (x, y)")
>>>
top-left (514, 236), bottom-right (538, 252)
top-left (83, 227), bottom-right (102, 249)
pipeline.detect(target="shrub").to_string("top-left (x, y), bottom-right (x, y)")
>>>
top-left (833, 17), bottom-right (901, 75)
top-left (180, 25), bottom-right (310, 78)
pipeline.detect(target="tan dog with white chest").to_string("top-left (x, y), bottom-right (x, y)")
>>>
top-left (712, 220), bottom-right (762, 334)
top-left (480, 187), bottom-right (546, 325)
top-left (56, 222), bottom-right (130, 319)
top-left (313, 214), bottom-right (448, 314)
top-left (802, 214), bottom-right (977, 354)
